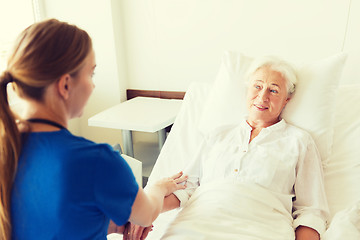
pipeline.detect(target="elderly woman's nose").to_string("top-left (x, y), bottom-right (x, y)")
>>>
top-left (258, 89), bottom-right (269, 101)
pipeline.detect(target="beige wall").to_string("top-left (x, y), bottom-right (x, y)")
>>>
top-left (121, 0), bottom-right (356, 90)
top-left (341, 0), bottom-right (360, 85)
top-left (43, 0), bottom-right (128, 145)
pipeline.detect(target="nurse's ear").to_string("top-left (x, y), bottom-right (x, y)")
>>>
top-left (57, 73), bottom-right (72, 100)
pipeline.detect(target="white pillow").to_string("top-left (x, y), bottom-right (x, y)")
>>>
top-left (324, 84), bottom-right (360, 219)
top-left (146, 82), bottom-right (212, 239)
top-left (147, 81), bottom-right (212, 185)
top-left (282, 54), bottom-right (347, 164)
top-left (198, 51), bottom-right (252, 133)
top-left (198, 51), bottom-right (347, 163)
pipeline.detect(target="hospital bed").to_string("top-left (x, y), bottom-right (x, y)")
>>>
top-left (109, 51), bottom-right (360, 240)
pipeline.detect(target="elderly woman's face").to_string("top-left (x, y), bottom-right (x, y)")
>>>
top-left (246, 66), bottom-right (290, 126)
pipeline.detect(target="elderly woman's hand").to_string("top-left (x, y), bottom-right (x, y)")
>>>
top-left (149, 171), bottom-right (187, 197)
top-left (295, 226), bottom-right (320, 240)
top-left (123, 222), bottom-right (153, 240)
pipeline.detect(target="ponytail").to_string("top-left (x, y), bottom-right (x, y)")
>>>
top-left (0, 71), bottom-right (21, 240)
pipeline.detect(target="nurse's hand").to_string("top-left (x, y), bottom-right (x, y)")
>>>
top-left (128, 172), bottom-right (186, 228)
top-left (123, 222), bottom-right (153, 240)
top-left (108, 220), bottom-right (125, 234)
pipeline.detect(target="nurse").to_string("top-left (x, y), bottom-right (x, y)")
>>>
top-left (0, 18), bottom-right (186, 240)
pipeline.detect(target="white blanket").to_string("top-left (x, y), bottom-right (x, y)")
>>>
top-left (153, 180), bottom-right (295, 240)
top-left (323, 201), bottom-right (360, 240)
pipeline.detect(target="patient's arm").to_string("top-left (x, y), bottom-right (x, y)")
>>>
top-left (129, 172), bottom-right (187, 227)
top-left (295, 226), bottom-right (320, 240)
top-left (162, 193), bottom-right (180, 212)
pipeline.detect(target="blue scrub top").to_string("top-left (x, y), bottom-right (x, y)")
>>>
top-left (11, 129), bottom-right (139, 240)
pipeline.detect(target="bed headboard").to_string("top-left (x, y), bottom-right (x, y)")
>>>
top-left (126, 89), bottom-right (185, 100)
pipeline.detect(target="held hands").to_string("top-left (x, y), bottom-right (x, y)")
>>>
top-left (123, 172), bottom-right (187, 240)
top-left (151, 171), bottom-right (187, 197)
top-left (123, 222), bottom-right (152, 240)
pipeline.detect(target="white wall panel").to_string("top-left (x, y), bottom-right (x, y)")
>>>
top-left (122, 0), bottom-right (350, 91)
top-left (44, 0), bottom-right (125, 144)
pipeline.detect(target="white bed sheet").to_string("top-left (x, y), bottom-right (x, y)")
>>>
top-left (323, 201), bottom-right (360, 240)
top-left (160, 180), bottom-right (294, 240)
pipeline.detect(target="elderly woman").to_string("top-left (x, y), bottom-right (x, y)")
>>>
top-left (126, 57), bottom-right (329, 240)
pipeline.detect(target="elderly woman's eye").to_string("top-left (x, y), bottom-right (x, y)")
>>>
top-left (254, 85), bottom-right (261, 89)
top-left (270, 89), bottom-right (278, 93)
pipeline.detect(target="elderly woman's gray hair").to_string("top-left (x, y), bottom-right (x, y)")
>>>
top-left (245, 56), bottom-right (298, 96)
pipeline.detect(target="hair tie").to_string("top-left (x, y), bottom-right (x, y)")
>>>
top-left (0, 71), bottom-right (14, 85)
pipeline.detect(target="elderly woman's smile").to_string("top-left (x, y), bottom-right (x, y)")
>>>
top-left (253, 104), bottom-right (268, 110)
